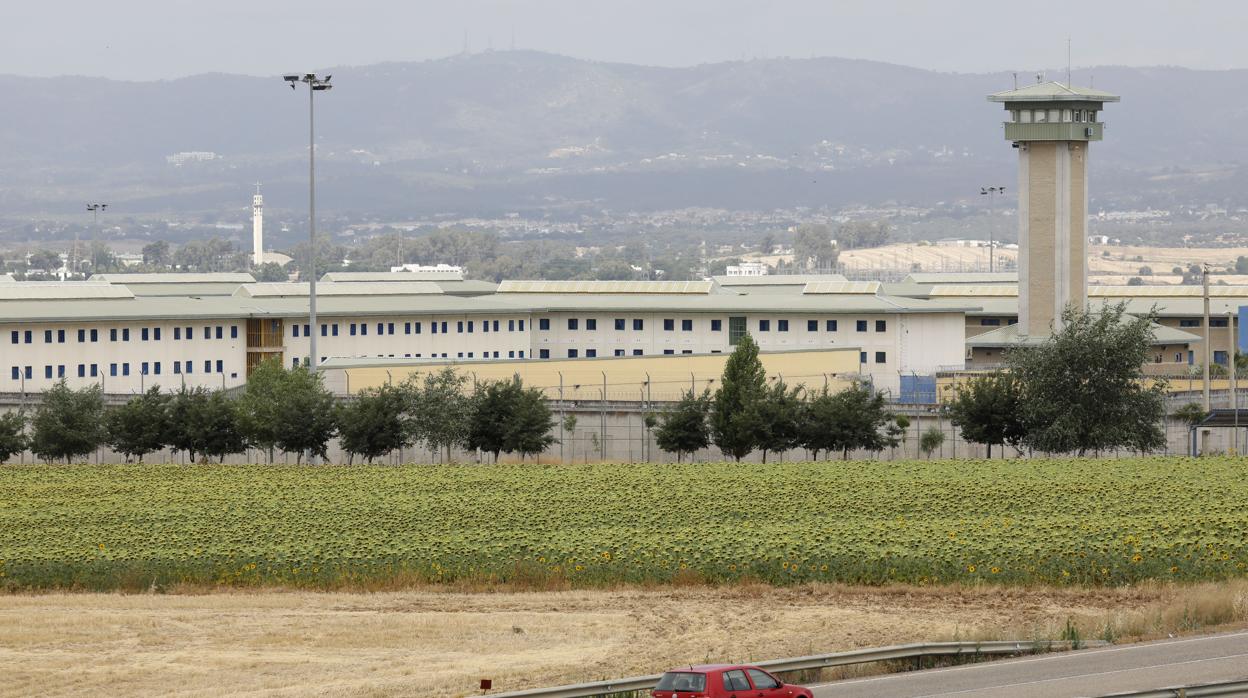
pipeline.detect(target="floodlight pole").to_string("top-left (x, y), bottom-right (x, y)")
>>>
top-left (1230, 310), bottom-right (1239, 454)
top-left (84, 203), bottom-right (107, 278)
top-left (980, 187), bottom-right (1004, 273)
top-left (1202, 266), bottom-right (1211, 412)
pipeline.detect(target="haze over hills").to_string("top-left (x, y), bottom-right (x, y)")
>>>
top-left (3, 50), bottom-right (1248, 218)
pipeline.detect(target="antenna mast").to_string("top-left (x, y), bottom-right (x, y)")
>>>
top-left (1066, 37), bottom-right (1072, 86)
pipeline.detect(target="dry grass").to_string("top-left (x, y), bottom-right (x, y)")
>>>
top-left (2, 582), bottom-right (1247, 698)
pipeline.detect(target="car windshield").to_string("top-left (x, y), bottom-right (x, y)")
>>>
top-left (656, 672), bottom-right (707, 692)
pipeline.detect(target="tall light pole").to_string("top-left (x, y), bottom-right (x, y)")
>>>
top-left (283, 72), bottom-right (333, 373)
top-left (980, 186), bottom-right (1004, 273)
top-left (84, 203), bottom-right (107, 278)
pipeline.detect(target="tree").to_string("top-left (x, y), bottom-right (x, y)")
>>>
top-left (1127, 277), bottom-right (1144, 286)
top-left (27, 249), bottom-right (62, 273)
top-left (919, 427), bottom-right (945, 459)
top-left (1007, 303), bottom-right (1167, 455)
top-left (946, 372), bottom-right (1025, 458)
top-left (655, 390), bottom-right (711, 462)
top-left (236, 361), bottom-right (336, 463)
top-left (827, 382), bottom-right (897, 459)
top-left (466, 380), bottom-right (514, 462)
top-left (798, 388), bottom-right (839, 460)
top-left (755, 380), bottom-right (802, 462)
top-left (197, 391), bottom-right (246, 463)
top-left (1172, 402), bottom-right (1209, 428)
top-left (0, 411), bottom-right (28, 463)
top-left (1138, 266), bottom-right (1153, 276)
top-left (711, 334), bottom-right (767, 461)
top-left (793, 224), bottom-right (836, 270)
top-left (407, 367), bottom-right (472, 463)
top-left (235, 359), bottom-right (285, 462)
top-left (837, 220), bottom-right (890, 249)
top-left (142, 240), bottom-right (171, 267)
top-left (503, 381), bottom-right (557, 461)
top-left (759, 232), bottom-right (776, 255)
top-left (30, 380), bottom-right (105, 463)
top-left (892, 414), bottom-right (911, 457)
top-left (1237, 256), bottom-right (1248, 275)
top-left (104, 386), bottom-right (170, 462)
top-left (253, 262), bottom-right (288, 282)
top-left (337, 384), bottom-right (410, 464)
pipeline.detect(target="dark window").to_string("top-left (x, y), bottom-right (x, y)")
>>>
top-left (568, 318), bottom-right (579, 330)
top-left (509, 319), bottom-right (517, 331)
top-left (663, 349), bottom-right (674, 355)
top-left (540, 349), bottom-right (550, 359)
top-left (141, 362), bottom-right (149, 375)
top-left (729, 316), bottom-right (747, 345)
top-left (586, 318), bottom-right (597, 330)
top-left (539, 318), bottom-right (551, 330)
top-left (519, 320), bottom-right (525, 331)
top-left (78, 364), bottom-right (85, 377)
top-left (711, 319), bottom-right (722, 331)
top-left (778, 319), bottom-right (789, 332)
top-left (360, 323), bottom-right (368, 336)
top-left (387, 322), bottom-right (394, 335)
top-left (468, 321), bottom-right (475, 333)
top-left (292, 325), bottom-right (300, 338)
top-left (1211, 318), bottom-right (1229, 328)
top-left (110, 328), bottom-right (117, 341)
top-left (614, 349), bottom-right (625, 356)
top-left (350, 323), bottom-right (357, 336)
top-left (615, 318), bottom-right (626, 330)
top-left (431, 322), bottom-right (438, 334)
top-left (44, 330), bottom-right (52, 343)
top-left (981, 318), bottom-right (1002, 326)
top-left (216, 326), bottom-right (224, 339)
top-left (231, 325), bottom-right (239, 339)
top-left (723, 671), bottom-right (751, 692)
top-left (860, 351), bottom-right (867, 363)
top-left (655, 673), bottom-right (707, 692)
top-left (493, 320), bottom-right (499, 332)
top-left (568, 349), bottom-right (579, 358)
top-left (807, 320), bottom-right (818, 331)
top-left (10, 367), bottom-right (17, 379)
top-left (1179, 319), bottom-right (1201, 328)
top-left (856, 320), bottom-right (868, 332)
top-left (44, 366), bottom-right (52, 379)
top-left (203, 326), bottom-right (211, 339)
top-left (758, 319), bottom-right (770, 332)
top-left (173, 362), bottom-right (181, 375)
top-left (154, 328), bottom-right (161, 341)
top-left (154, 361), bottom-right (161, 375)
top-left (142, 328), bottom-right (149, 341)
top-left (24, 330), bottom-right (31, 344)
top-left (633, 319), bottom-right (644, 331)
top-left (405, 322), bottom-right (411, 334)
top-left (122, 363), bottom-right (130, 376)
top-left (586, 349), bottom-right (597, 357)
top-left (663, 319), bottom-right (675, 331)
top-left (682, 319), bottom-right (693, 331)
top-left (122, 328), bottom-right (130, 341)
top-left (633, 349), bottom-right (643, 356)
top-left (875, 351), bottom-right (887, 364)
top-left (482, 320), bottom-right (489, 333)
top-left (826, 319), bottom-right (838, 331)
top-left (175, 327), bottom-right (183, 340)
top-left (185, 326), bottom-right (192, 339)
top-left (57, 365), bottom-right (64, 378)
top-left (9, 331), bottom-right (16, 344)
top-left (78, 329), bottom-right (85, 342)
top-left (185, 360), bottom-right (192, 374)
top-left (440, 321), bottom-right (447, 333)
top-left (681, 349), bottom-right (692, 354)
top-left (216, 360), bottom-right (223, 373)
top-left (413, 322), bottom-right (422, 334)
top-left (24, 366), bottom-right (32, 380)
top-left (746, 669), bottom-right (780, 690)
top-left (876, 320), bottom-right (887, 332)
top-left (109, 363), bottom-right (117, 377)
top-left (321, 324), bottom-right (329, 336)
top-left (90, 329), bottom-right (97, 342)
top-left (204, 360), bottom-right (212, 373)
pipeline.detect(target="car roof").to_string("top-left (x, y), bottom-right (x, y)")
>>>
top-left (676, 664), bottom-right (759, 672)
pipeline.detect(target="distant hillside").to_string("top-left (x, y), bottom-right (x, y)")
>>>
top-left (2, 52), bottom-right (1247, 216)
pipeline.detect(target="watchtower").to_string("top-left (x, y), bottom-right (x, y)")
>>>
top-left (988, 81), bottom-right (1118, 336)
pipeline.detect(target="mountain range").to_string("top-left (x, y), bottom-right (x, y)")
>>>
top-left (3, 51), bottom-right (1248, 218)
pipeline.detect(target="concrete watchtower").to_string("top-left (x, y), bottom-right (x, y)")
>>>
top-left (988, 81), bottom-right (1118, 336)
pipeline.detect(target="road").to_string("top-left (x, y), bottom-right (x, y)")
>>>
top-left (809, 630), bottom-right (1248, 697)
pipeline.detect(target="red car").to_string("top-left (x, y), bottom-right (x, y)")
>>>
top-left (651, 664), bottom-right (813, 698)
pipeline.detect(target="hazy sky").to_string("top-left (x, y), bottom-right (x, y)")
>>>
top-left (5, 0), bottom-right (1247, 80)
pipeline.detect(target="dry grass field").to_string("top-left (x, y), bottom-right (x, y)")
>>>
top-left (3, 582), bottom-right (1246, 698)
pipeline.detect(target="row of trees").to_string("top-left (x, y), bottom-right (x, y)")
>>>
top-left (0, 361), bottom-right (555, 464)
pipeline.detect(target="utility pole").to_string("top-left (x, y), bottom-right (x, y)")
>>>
top-left (1202, 265), bottom-right (1211, 412)
top-left (84, 203), bottom-right (108, 278)
top-left (283, 73), bottom-right (333, 374)
top-left (1230, 310), bottom-right (1239, 454)
top-left (980, 187), bottom-right (1004, 273)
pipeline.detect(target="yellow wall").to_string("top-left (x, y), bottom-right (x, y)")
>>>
top-left (334, 348), bottom-right (863, 401)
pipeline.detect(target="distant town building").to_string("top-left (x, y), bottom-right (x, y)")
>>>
top-left (725, 261), bottom-right (769, 277)
top-left (388, 264), bottom-right (464, 278)
top-left (165, 151), bottom-right (220, 166)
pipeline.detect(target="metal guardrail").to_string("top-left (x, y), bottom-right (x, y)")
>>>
top-left (484, 639), bottom-right (1104, 698)
top-left (1094, 678), bottom-right (1248, 697)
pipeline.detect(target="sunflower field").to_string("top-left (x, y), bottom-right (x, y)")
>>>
top-left (1, 457), bottom-right (1245, 590)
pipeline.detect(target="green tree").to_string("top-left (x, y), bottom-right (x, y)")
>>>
top-left (826, 382), bottom-right (897, 459)
top-left (104, 387), bottom-right (170, 463)
top-left (28, 249), bottom-right (62, 273)
top-left (1007, 303), bottom-right (1167, 455)
top-left (755, 380), bottom-right (802, 462)
top-left (253, 262), bottom-right (289, 282)
top-left (837, 220), bottom-right (890, 249)
top-left (1171, 402), bottom-right (1209, 428)
top-left (165, 387), bottom-right (211, 462)
top-left (466, 379), bottom-right (516, 462)
top-left (407, 367), bottom-right (472, 463)
top-left (142, 240), bottom-right (171, 267)
top-left (337, 384), bottom-right (410, 464)
top-left (655, 390), bottom-right (711, 462)
top-left (235, 359), bottom-right (285, 462)
top-left (798, 388), bottom-right (839, 460)
top-left (793, 224), bottom-right (837, 270)
top-left (0, 411), bottom-right (28, 463)
top-left (892, 414), bottom-right (911, 457)
top-left (503, 380), bottom-right (557, 461)
top-left (946, 372), bottom-right (1025, 458)
top-left (271, 366), bottom-right (337, 463)
top-left (711, 334), bottom-right (766, 461)
top-left (30, 380), bottom-right (105, 463)
top-left (197, 391), bottom-right (246, 463)
top-left (919, 426), bottom-right (945, 459)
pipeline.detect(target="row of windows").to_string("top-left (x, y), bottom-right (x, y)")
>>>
top-left (1179, 318), bottom-right (1228, 328)
top-left (12, 360), bottom-right (227, 380)
top-left (293, 349), bottom-right (529, 368)
top-left (1012, 108), bottom-right (1098, 124)
top-left (10, 326), bottom-right (239, 344)
top-left (539, 318), bottom-right (886, 333)
top-left (293, 319), bottom-right (528, 338)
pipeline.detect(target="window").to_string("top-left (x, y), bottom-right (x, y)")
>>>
top-left (826, 319), bottom-right (838, 331)
top-left (510, 319), bottom-right (517, 331)
top-left (23, 330), bottom-right (31, 344)
top-left (44, 330), bottom-right (52, 343)
top-left (758, 319), bottom-right (770, 332)
top-left (614, 318), bottom-right (626, 330)
top-left (568, 318), bottom-right (579, 330)
top-left (1034, 109), bottom-right (1047, 123)
top-left (663, 319), bottom-right (674, 331)
top-left (9, 331), bottom-right (16, 344)
top-left (293, 324), bottom-right (300, 338)
top-left (681, 319), bottom-right (693, 331)
top-left (332, 324), bottom-right (339, 336)
top-left (1179, 319), bottom-right (1201, 328)
top-left (413, 321), bottom-right (422, 334)
top-left (90, 329), bottom-right (97, 342)
top-left (45, 366), bottom-right (52, 379)
top-left (746, 670), bottom-right (780, 690)
top-left (586, 318), bottom-right (597, 330)
top-left (57, 365), bottom-right (65, 378)
top-left (10, 367), bottom-right (17, 379)
top-left (875, 351), bottom-right (887, 364)
top-left (141, 362), bottom-right (149, 375)
top-left (482, 320), bottom-right (489, 333)
top-left (518, 350), bottom-right (525, 358)
top-left (568, 349), bottom-right (579, 358)
top-left (457, 321), bottom-right (464, 334)
top-left (614, 349), bottom-right (625, 357)
top-left (185, 361), bottom-right (192, 374)
top-left (509, 351), bottom-right (516, 358)
top-left (723, 671), bottom-right (751, 692)
top-left (492, 320), bottom-right (499, 332)
top-left (633, 349), bottom-right (643, 356)
top-left (1215, 350), bottom-right (1229, 365)
top-left (78, 329), bottom-right (85, 343)
top-left (540, 349), bottom-right (550, 359)
top-left (856, 320), bottom-right (868, 332)
top-left (176, 327), bottom-right (184, 340)
top-left (404, 322), bottom-right (411, 335)
top-left (681, 349), bottom-right (692, 354)
top-left (1019, 109), bottom-right (1032, 123)
top-left (663, 349), bottom-right (674, 355)
top-left (729, 316), bottom-right (747, 345)
top-left (711, 319), bottom-right (722, 332)
top-left (110, 363), bottom-right (117, 377)
top-left (122, 363), bottom-right (130, 376)
top-left (185, 326), bottom-right (192, 339)
top-left (467, 321), bottom-right (474, 333)
top-left (431, 321), bottom-right (438, 334)
top-left (153, 362), bottom-right (161, 375)
top-left (539, 318), bottom-right (551, 330)
top-left (875, 320), bottom-right (887, 332)
top-left (292, 357), bottom-right (300, 368)
top-left (519, 320), bottom-right (525, 331)
top-left (586, 349), bottom-right (597, 357)
top-left (122, 328), bottom-right (130, 341)
top-left (90, 364), bottom-right (98, 377)
top-left (360, 323), bottom-right (368, 336)
top-left (216, 326), bottom-right (224, 339)
top-left (981, 318), bottom-right (1002, 326)
top-left (440, 321), bottom-right (447, 333)
top-left (1049, 108), bottom-right (1060, 123)
top-left (633, 319), bottom-right (644, 331)
top-left (1074, 109), bottom-right (1084, 123)
top-left (142, 328), bottom-right (150, 341)
top-left (350, 323), bottom-right (357, 336)
top-left (656, 673), bottom-right (707, 693)
top-left (174, 362), bottom-right (181, 375)
top-left (110, 328), bottom-right (117, 341)
top-left (78, 364), bottom-right (85, 378)
top-left (204, 360), bottom-right (212, 373)
top-left (1211, 318), bottom-right (1229, 328)
top-left (778, 319), bottom-right (789, 332)
top-left (231, 325), bottom-right (239, 339)
top-left (153, 328), bottom-right (161, 341)
top-left (807, 320), bottom-right (818, 331)
top-left (387, 322), bottom-right (394, 335)
top-left (859, 351), bottom-right (867, 364)
top-left (203, 327), bottom-right (211, 340)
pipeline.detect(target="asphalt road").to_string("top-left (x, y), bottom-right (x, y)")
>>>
top-left (808, 630), bottom-right (1248, 697)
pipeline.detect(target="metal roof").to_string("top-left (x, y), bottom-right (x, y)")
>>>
top-left (928, 285), bottom-right (1020, 297)
top-left (1090, 285), bottom-right (1248, 298)
top-left (904, 272), bottom-right (1018, 285)
top-left (802, 281), bottom-right (881, 295)
top-left (497, 280), bottom-right (715, 294)
top-left (90, 273), bottom-right (256, 284)
top-left (713, 274), bottom-right (848, 286)
top-left (483, 292), bottom-right (973, 315)
top-left (966, 321), bottom-right (1199, 348)
top-left (234, 282), bottom-right (444, 298)
top-left (987, 82), bottom-right (1120, 103)
top-left (0, 283), bottom-right (134, 301)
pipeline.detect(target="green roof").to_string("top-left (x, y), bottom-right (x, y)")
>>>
top-left (987, 81), bottom-right (1119, 103)
top-left (966, 321), bottom-right (1199, 348)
